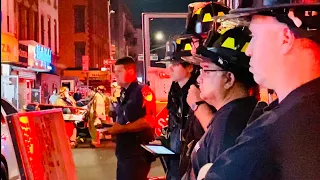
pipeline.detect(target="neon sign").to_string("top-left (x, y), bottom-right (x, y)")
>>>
top-left (35, 45), bottom-right (52, 63)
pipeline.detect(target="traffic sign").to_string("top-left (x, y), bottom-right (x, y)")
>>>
top-left (150, 54), bottom-right (158, 61)
top-left (104, 59), bottom-right (116, 65)
top-left (138, 54), bottom-right (158, 61)
top-left (138, 54), bottom-right (144, 61)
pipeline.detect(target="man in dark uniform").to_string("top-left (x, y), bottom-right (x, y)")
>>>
top-left (197, 1), bottom-right (320, 179)
top-left (151, 36), bottom-right (206, 180)
top-left (106, 56), bottom-right (156, 180)
top-left (181, 1), bottom-right (230, 131)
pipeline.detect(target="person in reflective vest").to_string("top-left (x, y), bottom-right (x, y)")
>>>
top-left (55, 86), bottom-right (77, 148)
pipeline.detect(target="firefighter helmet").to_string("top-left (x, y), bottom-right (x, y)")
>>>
top-left (59, 86), bottom-right (69, 95)
top-left (182, 1), bottom-right (230, 39)
top-left (158, 36), bottom-right (193, 64)
top-left (216, 0), bottom-right (320, 44)
top-left (97, 85), bottom-right (106, 92)
top-left (196, 26), bottom-right (256, 88)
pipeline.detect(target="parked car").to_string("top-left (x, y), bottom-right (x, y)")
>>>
top-left (1, 98), bottom-right (21, 180)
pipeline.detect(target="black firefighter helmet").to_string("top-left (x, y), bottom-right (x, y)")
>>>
top-left (158, 36), bottom-right (193, 64)
top-left (195, 26), bottom-right (257, 88)
top-left (182, 1), bottom-right (230, 40)
top-left (216, 0), bottom-right (320, 44)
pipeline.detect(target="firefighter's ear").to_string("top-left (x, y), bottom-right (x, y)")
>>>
top-left (186, 64), bottom-right (194, 73)
top-left (223, 71), bottom-right (235, 90)
top-left (280, 27), bottom-right (295, 55)
top-left (127, 68), bottom-right (134, 75)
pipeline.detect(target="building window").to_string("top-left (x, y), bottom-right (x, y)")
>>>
top-left (74, 42), bottom-right (86, 68)
top-left (54, 20), bottom-right (57, 54)
top-left (18, 4), bottom-right (26, 40)
top-left (74, 6), bottom-right (85, 33)
top-left (26, 10), bottom-right (31, 39)
top-left (41, 15), bottom-right (45, 44)
top-left (34, 12), bottom-right (39, 42)
top-left (7, 16), bottom-right (9, 32)
top-left (48, 18), bottom-right (51, 48)
top-left (54, 0), bottom-right (58, 9)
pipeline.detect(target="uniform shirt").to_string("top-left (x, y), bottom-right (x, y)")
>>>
top-left (205, 77), bottom-right (320, 180)
top-left (115, 81), bottom-right (155, 159)
top-left (164, 77), bottom-right (206, 179)
top-left (192, 96), bottom-right (257, 178)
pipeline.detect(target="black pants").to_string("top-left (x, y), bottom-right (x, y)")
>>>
top-left (117, 157), bottom-right (151, 180)
top-left (166, 158), bottom-right (180, 180)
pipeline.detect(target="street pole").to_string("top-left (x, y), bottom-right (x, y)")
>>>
top-left (87, 72), bottom-right (89, 88)
top-left (107, 0), bottom-right (112, 59)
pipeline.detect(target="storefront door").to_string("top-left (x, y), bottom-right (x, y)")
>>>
top-left (1, 75), bottom-right (19, 109)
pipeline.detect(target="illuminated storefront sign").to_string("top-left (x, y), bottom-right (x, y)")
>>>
top-left (19, 44), bottom-right (29, 66)
top-left (27, 43), bottom-right (52, 71)
top-left (1, 33), bottom-right (19, 63)
top-left (35, 45), bottom-right (52, 63)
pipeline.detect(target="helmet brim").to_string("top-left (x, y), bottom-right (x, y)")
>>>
top-left (215, 3), bottom-right (320, 22)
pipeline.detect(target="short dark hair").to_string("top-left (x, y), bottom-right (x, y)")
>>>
top-left (115, 56), bottom-right (136, 69)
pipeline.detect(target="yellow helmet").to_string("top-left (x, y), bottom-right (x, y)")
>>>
top-left (59, 86), bottom-right (69, 95)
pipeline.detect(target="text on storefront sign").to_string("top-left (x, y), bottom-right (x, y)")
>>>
top-left (35, 45), bottom-right (52, 63)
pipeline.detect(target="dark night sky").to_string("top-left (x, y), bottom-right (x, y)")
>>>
top-left (120, 0), bottom-right (211, 64)
top-left (121, 0), bottom-right (211, 41)
top-left (122, 0), bottom-right (208, 25)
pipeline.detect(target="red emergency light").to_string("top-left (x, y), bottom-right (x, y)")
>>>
top-left (158, 72), bottom-right (170, 79)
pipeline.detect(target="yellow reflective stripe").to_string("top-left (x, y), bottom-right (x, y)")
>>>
top-left (241, 42), bottom-right (250, 52)
top-left (221, 37), bottom-right (236, 50)
top-left (195, 8), bottom-right (202, 15)
top-left (184, 43), bottom-right (192, 51)
top-left (218, 12), bottom-right (225, 16)
top-left (219, 28), bottom-right (229, 35)
top-left (176, 39), bottom-right (181, 44)
top-left (144, 94), bottom-right (153, 102)
top-left (202, 13), bottom-right (213, 22)
top-left (19, 116), bottom-right (29, 124)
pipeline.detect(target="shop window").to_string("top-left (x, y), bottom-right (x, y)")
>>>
top-left (74, 6), bottom-right (85, 33)
top-left (74, 42), bottom-right (86, 68)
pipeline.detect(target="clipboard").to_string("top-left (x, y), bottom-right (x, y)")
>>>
top-left (141, 144), bottom-right (175, 155)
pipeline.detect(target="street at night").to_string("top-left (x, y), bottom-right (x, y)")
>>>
top-left (72, 141), bottom-right (165, 180)
top-left (2, 0), bottom-right (320, 180)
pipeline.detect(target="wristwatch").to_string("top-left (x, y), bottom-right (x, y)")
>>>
top-left (191, 101), bottom-right (206, 111)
